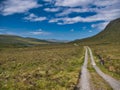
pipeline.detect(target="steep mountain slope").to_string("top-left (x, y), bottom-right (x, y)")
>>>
top-left (0, 35), bottom-right (52, 47)
top-left (72, 18), bottom-right (120, 45)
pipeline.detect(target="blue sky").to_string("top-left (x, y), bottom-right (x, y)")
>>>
top-left (0, 0), bottom-right (120, 40)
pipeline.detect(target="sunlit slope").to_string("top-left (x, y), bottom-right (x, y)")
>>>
top-left (0, 35), bottom-right (51, 47)
top-left (72, 18), bottom-right (120, 44)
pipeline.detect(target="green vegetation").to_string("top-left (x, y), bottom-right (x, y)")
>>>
top-left (71, 18), bottom-right (120, 45)
top-left (0, 44), bottom-right (83, 90)
top-left (0, 35), bottom-right (56, 48)
top-left (71, 18), bottom-right (120, 80)
top-left (87, 52), bottom-right (112, 90)
top-left (91, 44), bottom-right (120, 80)
top-left (0, 18), bottom-right (120, 89)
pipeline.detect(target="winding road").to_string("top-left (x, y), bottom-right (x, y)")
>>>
top-left (76, 46), bottom-right (120, 90)
top-left (87, 46), bottom-right (120, 90)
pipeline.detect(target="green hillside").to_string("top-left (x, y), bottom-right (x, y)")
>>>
top-left (1, 18), bottom-right (120, 47)
top-left (72, 18), bottom-right (120, 45)
top-left (70, 18), bottom-right (120, 81)
top-left (0, 35), bottom-right (51, 47)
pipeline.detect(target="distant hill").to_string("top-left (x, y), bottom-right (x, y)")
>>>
top-left (46, 39), bottom-right (69, 43)
top-left (0, 35), bottom-right (53, 47)
top-left (72, 18), bottom-right (120, 45)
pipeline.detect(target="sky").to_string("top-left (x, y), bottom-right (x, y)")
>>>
top-left (0, 0), bottom-right (120, 40)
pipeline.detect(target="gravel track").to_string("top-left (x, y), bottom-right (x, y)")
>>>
top-left (76, 47), bottom-right (91, 90)
top-left (87, 47), bottom-right (120, 90)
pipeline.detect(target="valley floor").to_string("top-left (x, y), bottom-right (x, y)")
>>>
top-left (0, 44), bottom-right (120, 90)
top-left (0, 44), bottom-right (83, 90)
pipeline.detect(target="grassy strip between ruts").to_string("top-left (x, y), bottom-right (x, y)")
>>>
top-left (87, 50), bottom-right (112, 90)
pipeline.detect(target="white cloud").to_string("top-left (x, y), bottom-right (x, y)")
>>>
top-left (29, 29), bottom-right (51, 35)
top-left (54, 0), bottom-right (120, 24)
top-left (49, 18), bottom-right (60, 23)
top-left (0, 0), bottom-right (41, 16)
top-left (91, 22), bottom-right (109, 30)
top-left (94, 0), bottom-right (120, 7)
top-left (55, 0), bottom-right (93, 7)
top-left (89, 30), bottom-right (92, 33)
top-left (55, 0), bottom-right (120, 8)
top-left (44, 8), bottom-right (60, 12)
top-left (70, 29), bottom-right (74, 32)
top-left (61, 16), bottom-right (83, 24)
top-left (49, 5), bottom-right (120, 25)
top-left (43, 0), bottom-right (52, 2)
top-left (49, 16), bottom-right (101, 25)
top-left (46, 0), bottom-right (119, 25)
top-left (0, 0), bottom-right (120, 26)
top-left (24, 13), bottom-right (47, 22)
top-left (49, 17), bottom-right (82, 24)
top-left (56, 8), bottom-right (90, 16)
